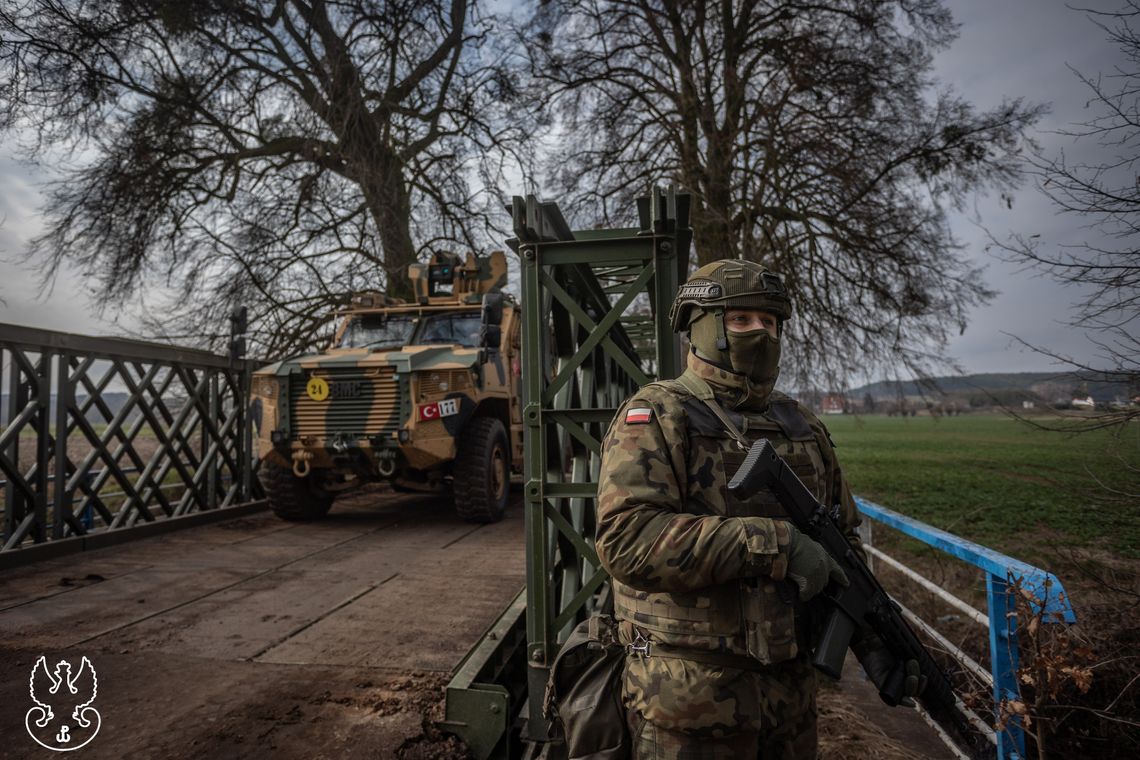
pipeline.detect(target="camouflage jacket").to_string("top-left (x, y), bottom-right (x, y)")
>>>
top-left (596, 351), bottom-right (862, 664)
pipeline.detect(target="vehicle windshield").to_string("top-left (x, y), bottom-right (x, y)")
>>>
top-left (338, 314), bottom-right (416, 349)
top-left (417, 312), bottom-right (483, 348)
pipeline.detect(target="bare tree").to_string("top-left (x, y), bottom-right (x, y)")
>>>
top-left (989, 2), bottom-right (1140, 428)
top-left (0, 0), bottom-right (526, 356)
top-left (524, 0), bottom-right (1043, 387)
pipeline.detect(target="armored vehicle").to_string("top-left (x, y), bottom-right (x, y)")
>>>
top-left (251, 251), bottom-right (522, 523)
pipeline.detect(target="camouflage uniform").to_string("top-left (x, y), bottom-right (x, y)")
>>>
top-left (596, 263), bottom-right (863, 760)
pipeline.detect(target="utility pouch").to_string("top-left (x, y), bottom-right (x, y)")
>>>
top-left (741, 579), bottom-right (798, 664)
top-left (544, 614), bottom-right (630, 760)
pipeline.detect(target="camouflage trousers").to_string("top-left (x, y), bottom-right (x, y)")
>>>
top-left (623, 653), bottom-right (818, 760)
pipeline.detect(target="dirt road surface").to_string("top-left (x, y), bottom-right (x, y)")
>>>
top-left (0, 485), bottom-right (955, 759)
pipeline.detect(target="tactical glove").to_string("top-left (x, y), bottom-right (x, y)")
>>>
top-left (784, 527), bottom-right (849, 600)
top-left (853, 634), bottom-right (928, 707)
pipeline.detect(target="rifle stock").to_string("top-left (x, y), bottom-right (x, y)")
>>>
top-left (728, 439), bottom-right (991, 759)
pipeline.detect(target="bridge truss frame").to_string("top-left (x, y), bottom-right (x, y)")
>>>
top-left (0, 323), bottom-right (263, 569)
top-left (442, 188), bottom-right (691, 757)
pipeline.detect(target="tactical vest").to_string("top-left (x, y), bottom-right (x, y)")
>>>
top-left (612, 374), bottom-right (833, 665)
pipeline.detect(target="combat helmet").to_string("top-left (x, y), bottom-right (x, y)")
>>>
top-left (668, 259), bottom-right (792, 340)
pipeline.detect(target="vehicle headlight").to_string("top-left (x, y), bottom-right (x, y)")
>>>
top-left (252, 375), bottom-right (279, 400)
top-left (415, 369), bottom-right (471, 401)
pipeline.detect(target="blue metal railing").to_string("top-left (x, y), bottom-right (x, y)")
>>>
top-left (856, 497), bottom-right (1077, 760)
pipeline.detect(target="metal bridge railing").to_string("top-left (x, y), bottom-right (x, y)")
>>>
top-left (856, 497), bottom-right (1078, 760)
top-left (1, 322), bottom-right (264, 568)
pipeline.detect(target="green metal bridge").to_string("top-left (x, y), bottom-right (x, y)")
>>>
top-left (0, 187), bottom-right (1072, 760)
top-left (441, 188), bottom-right (691, 757)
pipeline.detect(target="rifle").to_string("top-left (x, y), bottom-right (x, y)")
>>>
top-left (727, 438), bottom-right (991, 759)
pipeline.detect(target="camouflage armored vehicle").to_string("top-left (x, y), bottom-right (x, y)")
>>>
top-left (251, 251), bottom-right (522, 523)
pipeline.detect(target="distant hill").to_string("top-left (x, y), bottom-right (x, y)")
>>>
top-left (849, 372), bottom-right (1133, 404)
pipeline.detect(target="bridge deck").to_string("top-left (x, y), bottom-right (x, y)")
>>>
top-left (1, 487), bottom-right (520, 758)
top-left (0, 487), bottom-right (952, 759)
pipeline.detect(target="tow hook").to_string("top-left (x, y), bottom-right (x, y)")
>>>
top-left (292, 450), bottom-right (314, 478)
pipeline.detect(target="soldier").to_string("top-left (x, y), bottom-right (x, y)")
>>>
top-left (596, 259), bottom-right (905, 759)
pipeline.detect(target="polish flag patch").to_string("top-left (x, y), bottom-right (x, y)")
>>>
top-left (625, 407), bottom-right (653, 424)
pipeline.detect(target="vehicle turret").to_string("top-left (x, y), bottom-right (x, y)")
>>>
top-left (407, 251), bottom-right (507, 305)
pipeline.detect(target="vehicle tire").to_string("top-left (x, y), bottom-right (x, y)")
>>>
top-left (453, 417), bottom-right (510, 523)
top-left (258, 461), bottom-right (335, 521)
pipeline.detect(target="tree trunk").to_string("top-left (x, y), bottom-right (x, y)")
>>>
top-left (359, 149), bottom-right (418, 301)
top-left (690, 196), bottom-right (735, 266)
top-left (687, 140), bottom-right (736, 266)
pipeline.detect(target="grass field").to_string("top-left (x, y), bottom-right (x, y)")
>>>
top-left (824, 414), bottom-right (1140, 562)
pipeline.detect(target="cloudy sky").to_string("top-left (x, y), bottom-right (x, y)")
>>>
top-left (932, 0), bottom-right (1128, 375)
top-left (0, 0), bottom-right (1131, 377)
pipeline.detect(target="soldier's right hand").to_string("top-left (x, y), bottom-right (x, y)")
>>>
top-left (784, 527), bottom-right (848, 600)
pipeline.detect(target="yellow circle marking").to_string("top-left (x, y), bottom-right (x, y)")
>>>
top-left (306, 376), bottom-right (329, 401)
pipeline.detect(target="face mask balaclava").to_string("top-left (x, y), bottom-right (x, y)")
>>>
top-left (726, 327), bottom-right (781, 410)
top-left (688, 310), bottom-right (781, 411)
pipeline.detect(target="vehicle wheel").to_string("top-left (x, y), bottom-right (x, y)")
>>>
top-left (453, 417), bottom-right (510, 523)
top-left (258, 461), bottom-right (335, 521)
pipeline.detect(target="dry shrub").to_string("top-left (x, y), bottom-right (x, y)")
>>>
top-left (1013, 554), bottom-right (1140, 759)
top-left (869, 530), bottom-right (1140, 759)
